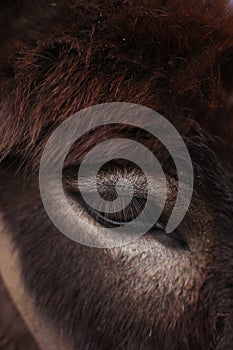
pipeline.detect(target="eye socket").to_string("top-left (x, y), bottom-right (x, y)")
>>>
top-left (65, 165), bottom-right (166, 230)
top-left (64, 164), bottom-right (188, 250)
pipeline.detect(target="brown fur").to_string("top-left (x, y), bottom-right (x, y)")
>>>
top-left (0, 1), bottom-right (233, 349)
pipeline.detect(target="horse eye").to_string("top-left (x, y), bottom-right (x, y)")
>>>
top-left (65, 168), bottom-right (167, 232)
top-left (64, 166), bottom-right (187, 249)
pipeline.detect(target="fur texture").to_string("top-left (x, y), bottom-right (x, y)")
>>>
top-left (0, 1), bottom-right (233, 349)
top-left (0, 274), bottom-right (39, 350)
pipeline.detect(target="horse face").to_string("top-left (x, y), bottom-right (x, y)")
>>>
top-left (0, 1), bottom-right (233, 349)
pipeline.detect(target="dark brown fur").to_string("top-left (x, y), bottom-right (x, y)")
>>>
top-left (0, 1), bottom-right (233, 349)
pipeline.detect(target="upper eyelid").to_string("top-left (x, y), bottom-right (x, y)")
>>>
top-left (63, 168), bottom-right (170, 211)
top-left (64, 168), bottom-right (150, 198)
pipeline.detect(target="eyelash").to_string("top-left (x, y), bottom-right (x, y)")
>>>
top-left (78, 192), bottom-right (166, 232)
top-left (85, 197), bottom-right (144, 226)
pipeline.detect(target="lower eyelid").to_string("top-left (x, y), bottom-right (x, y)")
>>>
top-left (66, 188), bottom-right (188, 251)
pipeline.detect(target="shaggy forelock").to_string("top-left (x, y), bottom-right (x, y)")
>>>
top-left (0, 0), bottom-right (233, 170)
